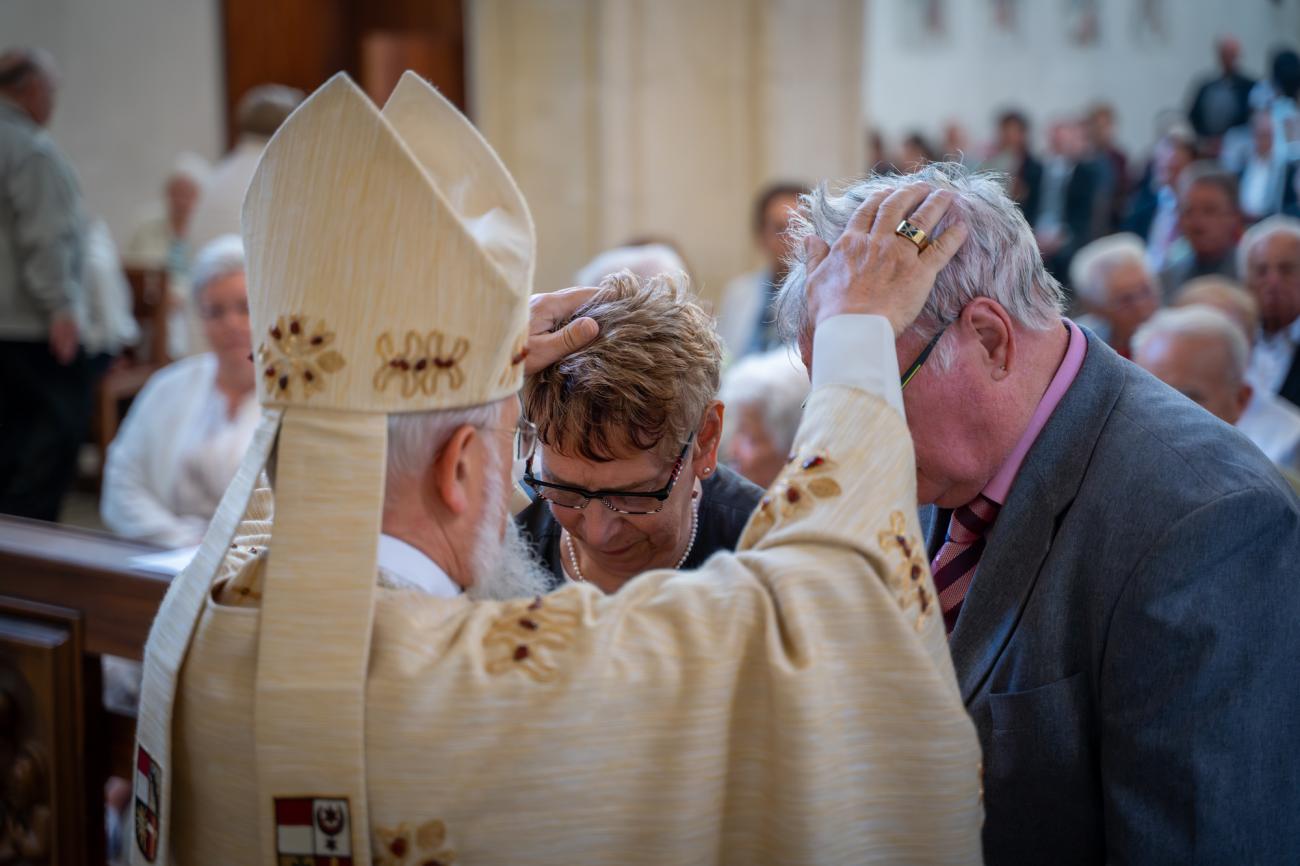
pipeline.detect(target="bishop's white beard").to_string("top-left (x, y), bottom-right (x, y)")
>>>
top-left (467, 452), bottom-right (552, 602)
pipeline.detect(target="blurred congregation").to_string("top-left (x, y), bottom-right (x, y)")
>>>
top-left (2, 0), bottom-right (1300, 861)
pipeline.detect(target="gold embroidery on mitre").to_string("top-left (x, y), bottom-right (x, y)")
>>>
top-left (257, 315), bottom-right (346, 399)
top-left (484, 594), bottom-right (580, 683)
top-left (373, 331), bottom-right (471, 397)
top-left (498, 333), bottom-right (528, 386)
top-left (739, 451), bottom-right (843, 546)
top-left (373, 818), bottom-right (456, 866)
top-left (878, 510), bottom-right (934, 631)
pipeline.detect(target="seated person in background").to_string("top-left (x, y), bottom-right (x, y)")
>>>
top-left (518, 271), bottom-right (763, 593)
top-left (1159, 161), bottom-right (1244, 299)
top-left (1241, 215), bottom-right (1300, 408)
top-left (1134, 305), bottom-right (1300, 487)
top-left (1172, 276), bottom-right (1300, 480)
top-left (573, 241), bottom-right (689, 287)
top-left (716, 181), bottom-right (806, 360)
top-left (1070, 232), bottom-right (1160, 358)
top-left (187, 84), bottom-right (303, 255)
top-left (124, 153), bottom-right (210, 358)
top-left (100, 235), bottom-right (256, 547)
top-left (718, 347), bottom-right (809, 488)
top-left (1237, 110), bottom-right (1297, 222)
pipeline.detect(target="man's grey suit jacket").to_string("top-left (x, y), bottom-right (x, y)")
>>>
top-left (922, 329), bottom-right (1300, 865)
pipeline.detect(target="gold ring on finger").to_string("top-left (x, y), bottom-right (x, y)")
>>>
top-left (895, 219), bottom-right (930, 252)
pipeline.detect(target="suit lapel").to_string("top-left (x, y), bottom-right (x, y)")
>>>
top-left (948, 329), bottom-right (1125, 703)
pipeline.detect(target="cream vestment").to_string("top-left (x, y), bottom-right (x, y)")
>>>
top-left (131, 73), bottom-right (982, 866)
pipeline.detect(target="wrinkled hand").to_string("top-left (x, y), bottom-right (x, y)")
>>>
top-left (48, 311), bottom-right (79, 365)
top-left (801, 182), bottom-right (968, 337)
top-left (523, 286), bottom-right (601, 376)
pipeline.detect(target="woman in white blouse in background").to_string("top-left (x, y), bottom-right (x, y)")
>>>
top-left (101, 234), bottom-right (257, 547)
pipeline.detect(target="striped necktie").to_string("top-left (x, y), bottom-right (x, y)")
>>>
top-left (930, 494), bottom-right (1001, 634)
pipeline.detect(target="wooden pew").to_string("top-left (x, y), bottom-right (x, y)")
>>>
top-left (0, 517), bottom-right (168, 864)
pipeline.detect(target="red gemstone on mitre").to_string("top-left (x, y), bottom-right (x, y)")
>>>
top-left (278, 375), bottom-right (289, 390)
top-left (289, 319), bottom-right (301, 335)
top-left (304, 370), bottom-right (314, 382)
top-left (519, 618), bottom-right (539, 631)
top-left (786, 487), bottom-right (801, 503)
top-left (433, 358), bottom-right (455, 369)
top-left (310, 335), bottom-right (323, 345)
top-left (270, 326), bottom-right (282, 339)
top-left (389, 838), bottom-right (408, 857)
top-left (513, 645), bottom-right (530, 661)
top-left (801, 455), bottom-right (825, 470)
top-left (414, 358), bottom-right (428, 371)
top-left (264, 367), bottom-right (275, 377)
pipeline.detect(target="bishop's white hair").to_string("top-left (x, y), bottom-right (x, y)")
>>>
top-left (775, 162), bottom-right (1065, 369)
top-left (385, 402), bottom-right (503, 496)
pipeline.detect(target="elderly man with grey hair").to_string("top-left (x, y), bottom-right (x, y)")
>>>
top-left (1241, 214), bottom-right (1300, 408)
top-left (1069, 232), bottom-right (1160, 358)
top-left (1173, 276), bottom-right (1300, 477)
top-left (1134, 305), bottom-right (1300, 483)
top-left (776, 162), bottom-right (1300, 864)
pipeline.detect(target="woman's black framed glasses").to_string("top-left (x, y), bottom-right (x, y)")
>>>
top-left (900, 324), bottom-right (949, 390)
top-left (523, 434), bottom-right (695, 515)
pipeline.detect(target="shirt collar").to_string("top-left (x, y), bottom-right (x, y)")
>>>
top-left (982, 319), bottom-right (1088, 505)
top-left (376, 533), bottom-right (462, 597)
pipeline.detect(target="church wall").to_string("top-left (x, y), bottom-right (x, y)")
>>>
top-left (469, 0), bottom-right (866, 306)
top-left (866, 0), bottom-right (1300, 165)
top-left (0, 0), bottom-right (224, 250)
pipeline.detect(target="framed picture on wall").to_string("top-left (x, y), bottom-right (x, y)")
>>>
top-left (989, 0), bottom-right (1023, 36)
top-left (1065, 0), bottom-right (1101, 46)
top-left (1133, 0), bottom-right (1168, 45)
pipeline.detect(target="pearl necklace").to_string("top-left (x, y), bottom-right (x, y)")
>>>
top-left (564, 493), bottom-right (701, 584)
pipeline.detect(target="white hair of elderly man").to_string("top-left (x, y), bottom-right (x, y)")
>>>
top-left (1132, 305), bottom-right (1251, 386)
top-left (1238, 214), bottom-right (1300, 277)
top-left (775, 162), bottom-right (1066, 369)
top-left (1069, 233), bottom-right (1150, 309)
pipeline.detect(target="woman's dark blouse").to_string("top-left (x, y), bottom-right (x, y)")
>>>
top-left (515, 464), bottom-right (765, 590)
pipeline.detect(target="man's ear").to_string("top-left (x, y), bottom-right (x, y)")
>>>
top-left (963, 298), bottom-right (1015, 379)
top-left (429, 424), bottom-right (480, 516)
top-left (1233, 382), bottom-right (1254, 424)
top-left (693, 401), bottom-right (725, 475)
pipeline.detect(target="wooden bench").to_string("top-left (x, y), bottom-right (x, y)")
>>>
top-left (0, 517), bottom-right (169, 864)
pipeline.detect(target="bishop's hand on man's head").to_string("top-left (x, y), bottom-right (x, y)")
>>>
top-left (797, 182), bottom-right (969, 371)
